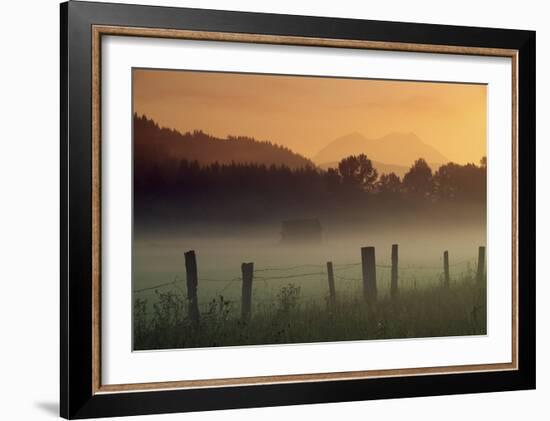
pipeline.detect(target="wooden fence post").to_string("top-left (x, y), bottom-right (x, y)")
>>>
top-left (391, 244), bottom-right (398, 298)
top-left (326, 261), bottom-right (336, 305)
top-left (477, 246), bottom-right (486, 284)
top-left (443, 250), bottom-right (450, 287)
top-left (361, 246), bottom-right (377, 303)
top-left (241, 262), bottom-right (254, 322)
top-left (184, 250), bottom-right (200, 325)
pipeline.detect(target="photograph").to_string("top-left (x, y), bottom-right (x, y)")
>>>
top-left (132, 68), bottom-right (488, 350)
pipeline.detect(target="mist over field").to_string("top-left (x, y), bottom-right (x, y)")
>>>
top-left (134, 217), bottom-right (485, 304)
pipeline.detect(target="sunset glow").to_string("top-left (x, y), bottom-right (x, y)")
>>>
top-left (133, 68), bottom-right (486, 165)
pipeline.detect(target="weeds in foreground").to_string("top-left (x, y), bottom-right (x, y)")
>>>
top-left (133, 276), bottom-right (486, 350)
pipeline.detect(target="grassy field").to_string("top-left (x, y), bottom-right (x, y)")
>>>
top-left (133, 272), bottom-right (486, 350)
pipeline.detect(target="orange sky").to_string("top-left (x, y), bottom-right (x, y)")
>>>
top-left (133, 69), bottom-right (486, 165)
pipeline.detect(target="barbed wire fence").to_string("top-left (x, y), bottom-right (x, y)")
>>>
top-left (132, 245), bottom-right (485, 319)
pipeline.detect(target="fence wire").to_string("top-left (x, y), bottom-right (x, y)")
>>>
top-left (133, 256), bottom-right (478, 295)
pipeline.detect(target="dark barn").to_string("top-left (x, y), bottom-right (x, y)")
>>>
top-left (280, 219), bottom-right (322, 244)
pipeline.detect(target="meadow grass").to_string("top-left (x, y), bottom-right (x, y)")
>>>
top-left (133, 274), bottom-right (486, 350)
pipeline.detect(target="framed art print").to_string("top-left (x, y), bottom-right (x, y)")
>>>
top-left (60, 1), bottom-right (536, 418)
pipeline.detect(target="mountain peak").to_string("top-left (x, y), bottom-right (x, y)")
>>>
top-left (328, 132), bottom-right (368, 144)
top-left (379, 131), bottom-right (421, 142)
top-left (314, 132), bottom-right (447, 168)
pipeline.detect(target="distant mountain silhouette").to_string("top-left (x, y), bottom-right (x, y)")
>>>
top-left (318, 160), bottom-right (410, 178)
top-left (314, 132), bottom-right (448, 168)
top-left (134, 114), bottom-right (314, 170)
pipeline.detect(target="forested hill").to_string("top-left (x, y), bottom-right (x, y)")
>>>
top-left (134, 114), bottom-right (314, 170)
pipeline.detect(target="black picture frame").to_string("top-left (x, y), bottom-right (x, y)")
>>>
top-left (60, 1), bottom-right (536, 419)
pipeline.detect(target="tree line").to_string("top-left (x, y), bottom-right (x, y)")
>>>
top-left (331, 153), bottom-right (486, 201)
top-left (135, 153), bottom-right (486, 206)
